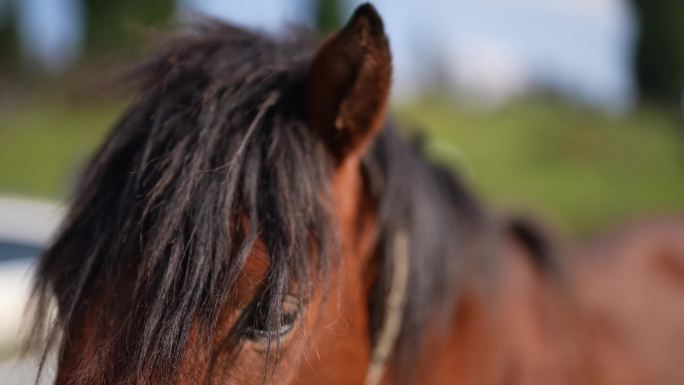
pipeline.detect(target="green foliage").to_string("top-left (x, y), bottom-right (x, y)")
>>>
top-left (0, 0), bottom-right (176, 70)
top-left (632, 0), bottom-right (684, 105)
top-left (83, 0), bottom-right (176, 55)
top-left (0, 0), bottom-right (19, 71)
top-left (313, 0), bottom-right (343, 35)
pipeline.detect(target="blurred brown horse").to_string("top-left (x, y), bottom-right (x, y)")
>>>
top-left (29, 3), bottom-right (684, 385)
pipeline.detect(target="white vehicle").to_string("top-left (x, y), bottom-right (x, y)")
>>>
top-left (0, 197), bottom-right (63, 385)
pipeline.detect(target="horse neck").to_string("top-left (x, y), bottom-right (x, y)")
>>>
top-left (369, 125), bottom-right (584, 384)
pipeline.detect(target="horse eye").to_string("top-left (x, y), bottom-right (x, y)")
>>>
top-left (241, 295), bottom-right (301, 342)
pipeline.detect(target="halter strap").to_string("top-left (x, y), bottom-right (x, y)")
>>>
top-left (365, 230), bottom-right (410, 385)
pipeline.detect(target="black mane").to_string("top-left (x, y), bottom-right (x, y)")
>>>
top-left (30, 18), bottom-right (484, 384)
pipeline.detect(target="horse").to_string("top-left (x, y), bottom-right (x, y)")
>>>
top-left (27, 3), bottom-right (684, 385)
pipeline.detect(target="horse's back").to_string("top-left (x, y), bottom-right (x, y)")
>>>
top-left (573, 217), bottom-right (684, 385)
top-left (477, 217), bottom-right (684, 385)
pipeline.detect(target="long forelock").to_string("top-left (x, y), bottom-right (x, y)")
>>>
top-left (30, 20), bottom-right (333, 384)
top-left (30, 16), bottom-right (491, 385)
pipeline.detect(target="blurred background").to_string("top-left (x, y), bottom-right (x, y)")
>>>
top-left (0, 0), bottom-right (683, 382)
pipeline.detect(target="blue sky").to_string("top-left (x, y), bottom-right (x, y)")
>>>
top-left (1, 0), bottom-right (635, 110)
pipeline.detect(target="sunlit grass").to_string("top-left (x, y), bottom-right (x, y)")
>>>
top-left (399, 98), bottom-right (684, 234)
top-left (0, 99), bottom-right (123, 198)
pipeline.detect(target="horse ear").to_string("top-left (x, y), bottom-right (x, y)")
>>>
top-left (305, 3), bottom-right (392, 161)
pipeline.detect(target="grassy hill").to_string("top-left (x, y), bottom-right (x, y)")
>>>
top-left (400, 98), bottom-right (684, 234)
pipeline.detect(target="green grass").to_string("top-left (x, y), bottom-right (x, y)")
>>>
top-left (399, 98), bottom-right (684, 234)
top-left (1, 96), bottom-right (683, 234)
top-left (0, 99), bottom-right (123, 198)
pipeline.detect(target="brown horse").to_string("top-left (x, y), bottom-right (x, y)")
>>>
top-left (28, 3), bottom-right (684, 385)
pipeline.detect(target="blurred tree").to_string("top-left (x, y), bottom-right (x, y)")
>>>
top-left (313, 0), bottom-right (343, 35)
top-left (631, 0), bottom-right (684, 105)
top-left (84, 0), bottom-right (175, 55)
top-left (0, 0), bottom-right (176, 72)
top-left (0, 0), bottom-right (19, 71)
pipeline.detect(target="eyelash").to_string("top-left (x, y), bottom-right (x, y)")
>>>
top-left (240, 296), bottom-right (301, 342)
top-left (242, 311), bottom-right (299, 341)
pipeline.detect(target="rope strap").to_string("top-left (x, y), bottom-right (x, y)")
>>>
top-left (365, 230), bottom-right (410, 385)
